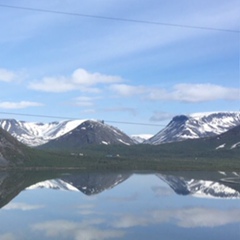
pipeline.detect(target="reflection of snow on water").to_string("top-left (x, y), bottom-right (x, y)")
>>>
top-left (220, 177), bottom-right (240, 184)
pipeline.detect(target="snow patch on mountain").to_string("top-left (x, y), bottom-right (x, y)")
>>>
top-left (131, 134), bottom-right (153, 143)
top-left (231, 142), bottom-right (240, 149)
top-left (216, 143), bottom-right (226, 150)
top-left (27, 179), bottom-right (80, 192)
top-left (147, 112), bottom-right (240, 145)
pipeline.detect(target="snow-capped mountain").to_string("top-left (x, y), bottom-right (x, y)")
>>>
top-left (0, 119), bottom-right (134, 147)
top-left (157, 172), bottom-right (240, 199)
top-left (0, 119), bottom-right (86, 146)
top-left (38, 120), bottom-right (135, 150)
top-left (146, 112), bottom-right (240, 145)
top-left (27, 172), bottom-right (131, 195)
top-left (131, 134), bottom-right (153, 144)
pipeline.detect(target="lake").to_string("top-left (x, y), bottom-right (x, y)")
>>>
top-left (0, 170), bottom-right (240, 240)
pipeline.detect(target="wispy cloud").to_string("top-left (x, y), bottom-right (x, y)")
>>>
top-left (0, 233), bottom-right (16, 240)
top-left (110, 83), bottom-right (239, 103)
top-left (3, 202), bottom-right (44, 211)
top-left (0, 68), bottom-right (27, 83)
top-left (72, 96), bottom-right (102, 107)
top-left (0, 101), bottom-right (43, 109)
top-left (151, 185), bottom-right (174, 196)
top-left (112, 207), bottom-right (240, 229)
top-left (32, 219), bottom-right (125, 240)
top-left (107, 192), bottom-right (139, 202)
top-left (77, 204), bottom-right (99, 215)
top-left (150, 112), bottom-right (174, 122)
top-left (28, 68), bottom-right (123, 93)
top-left (102, 107), bottom-right (138, 116)
top-left (149, 83), bottom-right (240, 102)
top-left (0, 69), bottom-right (17, 82)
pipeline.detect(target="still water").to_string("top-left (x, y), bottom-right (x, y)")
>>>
top-left (0, 170), bottom-right (240, 240)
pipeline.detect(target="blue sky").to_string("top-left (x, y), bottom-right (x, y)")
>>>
top-left (0, 0), bottom-right (239, 135)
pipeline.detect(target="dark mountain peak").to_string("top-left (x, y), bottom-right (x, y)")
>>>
top-left (171, 115), bottom-right (189, 123)
top-left (38, 120), bottom-right (135, 151)
top-left (61, 172), bottom-right (131, 195)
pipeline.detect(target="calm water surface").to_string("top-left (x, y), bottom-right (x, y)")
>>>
top-left (0, 170), bottom-right (240, 240)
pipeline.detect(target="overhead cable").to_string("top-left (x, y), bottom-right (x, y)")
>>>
top-left (0, 4), bottom-right (239, 33)
top-left (0, 111), bottom-right (167, 127)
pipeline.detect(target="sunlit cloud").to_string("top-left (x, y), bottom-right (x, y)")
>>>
top-left (3, 202), bottom-right (44, 211)
top-left (29, 68), bottom-right (123, 93)
top-left (32, 219), bottom-right (125, 240)
top-left (0, 101), bottom-right (43, 109)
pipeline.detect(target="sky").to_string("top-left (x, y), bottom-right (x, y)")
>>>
top-left (0, 0), bottom-right (239, 135)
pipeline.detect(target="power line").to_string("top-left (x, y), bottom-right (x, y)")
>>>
top-left (0, 3), bottom-right (239, 33)
top-left (0, 111), bottom-right (167, 127)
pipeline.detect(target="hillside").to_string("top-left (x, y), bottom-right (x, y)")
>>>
top-left (0, 127), bottom-right (30, 166)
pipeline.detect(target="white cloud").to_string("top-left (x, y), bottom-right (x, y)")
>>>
top-left (29, 76), bottom-right (75, 92)
top-left (72, 69), bottom-right (122, 86)
top-left (109, 84), bottom-right (146, 97)
top-left (0, 101), bottom-right (43, 109)
top-left (110, 83), bottom-right (239, 103)
top-left (32, 219), bottom-right (125, 240)
top-left (29, 68), bottom-right (123, 93)
top-left (149, 83), bottom-right (240, 102)
top-left (0, 69), bottom-right (17, 82)
top-left (3, 202), bottom-right (44, 211)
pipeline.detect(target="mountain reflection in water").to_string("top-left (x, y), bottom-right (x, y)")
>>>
top-left (0, 170), bottom-right (240, 240)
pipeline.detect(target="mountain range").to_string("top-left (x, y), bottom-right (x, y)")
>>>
top-left (27, 171), bottom-right (240, 199)
top-left (0, 112), bottom-right (239, 149)
top-left (2, 170), bottom-right (240, 210)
